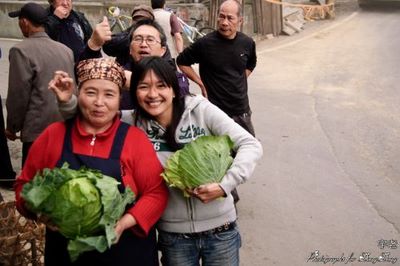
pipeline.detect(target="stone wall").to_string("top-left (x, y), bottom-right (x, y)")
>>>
top-left (0, 1), bottom-right (147, 38)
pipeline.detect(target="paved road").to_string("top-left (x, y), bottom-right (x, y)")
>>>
top-left (240, 5), bottom-right (400, 266)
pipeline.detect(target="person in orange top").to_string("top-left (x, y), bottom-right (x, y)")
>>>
top-left (14, 58), bottom-right (168, 266)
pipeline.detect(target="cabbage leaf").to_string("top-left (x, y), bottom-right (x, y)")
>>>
top-left (161, 135), bottom-right (234, 196)
top-left (21, 163), bottom-right (135, 261)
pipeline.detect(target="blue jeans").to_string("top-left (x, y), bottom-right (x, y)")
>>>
top-left (158, 224), bottom-right (241, 266)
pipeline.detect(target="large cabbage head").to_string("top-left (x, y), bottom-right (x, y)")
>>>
top-left (21, 163), bottom-right (135, 261)
top-left (161, 135), bottom-right (234, 196)
top-left (51, 178), bottom-right (102, 238)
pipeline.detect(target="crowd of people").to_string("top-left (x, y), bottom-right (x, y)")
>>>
top-left (1, 0), bottom-right (263, 265)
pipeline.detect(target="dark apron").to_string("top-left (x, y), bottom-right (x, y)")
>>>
top-left (44, 119), bottom-right (158, 266)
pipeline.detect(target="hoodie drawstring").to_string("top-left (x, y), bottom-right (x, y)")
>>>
top-left (188, 108), bottom-right (196, 141)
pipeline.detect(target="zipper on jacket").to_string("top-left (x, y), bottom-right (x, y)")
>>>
top-left (187, 197), bottom-right (195, 232)
top-left (90, 135), bottom-right (96, 146)
top-left (89, 135), bottom-right (96, 155)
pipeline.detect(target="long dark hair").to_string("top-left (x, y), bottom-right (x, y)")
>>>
top-left (130, 56), bottom-right (185, 151)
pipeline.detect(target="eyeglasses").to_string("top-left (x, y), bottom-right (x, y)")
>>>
top-left (131, 35), bottom-right (161, 46)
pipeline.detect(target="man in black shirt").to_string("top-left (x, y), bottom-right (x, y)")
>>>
top-left (177, 0), bottom-right (257, 136)
top-left (177, 0), bottom-right (256, 204)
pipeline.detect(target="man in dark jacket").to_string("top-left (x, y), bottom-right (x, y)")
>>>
top-left (103, 5), bottom-right (155, 68)
top-left (82, 19), bottom-right (188, 109)
top-left (45, 0), bottom-right (92, 62)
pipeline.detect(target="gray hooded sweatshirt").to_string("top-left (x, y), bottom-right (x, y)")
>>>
top-left (121, 94), bottom-right (263, 233)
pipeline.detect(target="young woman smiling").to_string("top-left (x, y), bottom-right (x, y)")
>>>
top-left (124, 56), bottom-right (263, 266)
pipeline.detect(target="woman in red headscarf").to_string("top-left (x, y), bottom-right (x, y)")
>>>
top-left (14, 58), bottom-right (168, 266)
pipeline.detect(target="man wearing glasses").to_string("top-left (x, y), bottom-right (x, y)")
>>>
top-left (82, 18), bottom-right (169, 64)
top-left (101, 5), bottom-right (155, 68)
top-left (57, 19), bottom-right (189, 109)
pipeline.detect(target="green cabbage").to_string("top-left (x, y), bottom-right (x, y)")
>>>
top-left (161, 135), bottom-right (234, 196)
top-left (21, 163), bottom-right (135, 261)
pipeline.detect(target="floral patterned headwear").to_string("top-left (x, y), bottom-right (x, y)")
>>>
top-left (76, 58), bottom-right (126, 89)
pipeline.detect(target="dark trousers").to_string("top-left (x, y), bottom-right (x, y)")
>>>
top-left (231, 111), bottom-right (256, 137)
top-left (230, 111), bottom-right (256, 204)
top-left (22, 142), bottom-right (33, 168)
top-left (0, 97), bottom-right (16, 179)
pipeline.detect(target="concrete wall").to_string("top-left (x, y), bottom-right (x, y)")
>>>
top-left (0, 1), bottom-right (147, 39)
top-left (0, 0), bottom-right (258, 39)
top-left (243, 3), bottom-right (256, 36)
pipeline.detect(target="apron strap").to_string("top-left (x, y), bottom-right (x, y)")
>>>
top-left (109, 122), bottom-right (130, 159)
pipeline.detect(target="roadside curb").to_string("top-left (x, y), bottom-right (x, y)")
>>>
top-left (257, 11), bottom-right (358, 54)
top-left (0, 38), bottom-right (21, 42)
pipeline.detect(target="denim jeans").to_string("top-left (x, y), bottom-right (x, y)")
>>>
top-left (158, 224), bottom-right (241, 266)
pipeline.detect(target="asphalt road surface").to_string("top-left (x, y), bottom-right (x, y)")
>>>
top-left (239, 6), bottom-right (400, 266)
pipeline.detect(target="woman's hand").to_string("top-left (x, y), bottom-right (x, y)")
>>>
top-left (48, 71), bottom-right (75, 103)
top-left (123, 70), bottom-right (132, 90)
top-left (114, 214), bottom-right (137, 244)
top-left (187, 183), bottom-right (226, 204)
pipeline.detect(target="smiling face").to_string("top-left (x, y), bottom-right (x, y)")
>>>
top-left (129, 25), bottom-right (167, 62)
top-left (217, 0), bottom-right (243, 40)
top-left (136, 70), bottom-right (175, 128)
top-left (78, 79), bottom-right (120, 134)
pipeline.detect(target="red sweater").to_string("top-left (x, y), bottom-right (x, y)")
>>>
top-left (15, 117), bottom-right (168, 237)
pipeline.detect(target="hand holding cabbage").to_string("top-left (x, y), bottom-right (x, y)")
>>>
top-left (187, 183), bottom-right (227, 203)
top-left (21, 163), bottom-right (135, 261)
top-left (161, 135), bottom-right (234, 197)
